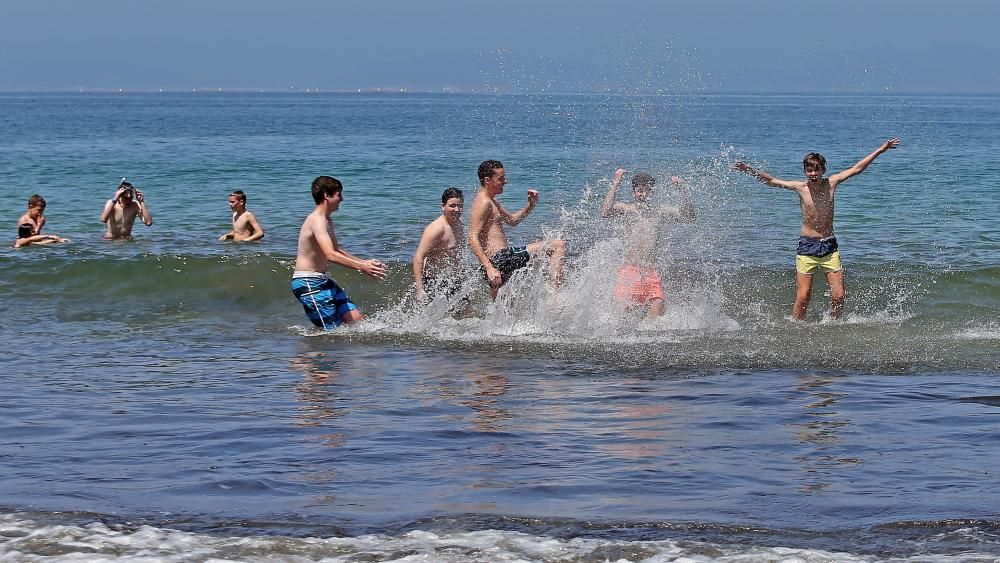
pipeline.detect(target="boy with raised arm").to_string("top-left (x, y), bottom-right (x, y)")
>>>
top-left (413, 188), bottom-right (466, 304)
top-left (100, 179), bottom-right (153, 239)
top-left (220, 190), bottom-right (265, 242)
top-left (291, 175), bottom-right (387, 329)
top-left (469, 159), bottom-right (566, 300)
top-left (735, 138), bottom-right (900, 320)
top-left (14, 195), bottom-right (69, 248)
top-left (601, 168), bottom-right (696, 319)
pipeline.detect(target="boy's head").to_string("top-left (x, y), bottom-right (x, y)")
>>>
top-left (441, 188), bottom-right (464, 221)
top-left (311, 175), bottom-right (343, 205)
top-left (803, 152), bottom-right (827, 180)
top-left (478, 160), bottom-right (507, 195)
top-left (228, 190), bottom-right (247, 211)
top-left (631, 172), bottom-right (656, 202)
top-left (27, 195), bottom-right (46, 216)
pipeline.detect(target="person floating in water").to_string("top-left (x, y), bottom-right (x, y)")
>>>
top-left (600, 168), bottom-right (696, 319)
top-left (100, 179), bottom-right (153, 239)
top-left (735, 138), bottom-right (900, 321)
top-left (291, 175), bottom-right (386, 329)
top-left (219, 190), bottom-right (265, 242)
top-left (14, 195), bottom-right (69, 248)
top-left (469, 159), bottom-right (567, 300)
top-left (413, 188), bottom-right (467, 305)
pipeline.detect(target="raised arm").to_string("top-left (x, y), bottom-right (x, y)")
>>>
top-left (135, 191), bottom-right (153, 226)
top-left (829, 138), bottom-right (900, 187)
top-left (671, 176), bottom-right (697, 223)
top-left (734, 161), bottom-right (801, 191)
top-left (497, 190), bottom-right (538, 226)
top-left (600, 168), bottom-right (629, 218)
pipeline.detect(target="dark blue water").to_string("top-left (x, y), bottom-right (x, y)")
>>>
top-left (1, 92), bottom-right (998, 561)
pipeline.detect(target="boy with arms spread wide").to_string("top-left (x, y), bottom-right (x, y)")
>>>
top-left (735, 138), bottom-right (900, 320)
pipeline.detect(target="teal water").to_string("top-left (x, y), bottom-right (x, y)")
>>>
top-left (1, 93), bottom-right (998, 561)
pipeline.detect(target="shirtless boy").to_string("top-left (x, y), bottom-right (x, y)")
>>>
top-left (600, 168), bottom-right (696, 318)
top-left (14, 195), bottom-right (69, 248)
top-left (413, 188), bottom-right (466, 304)
top-left (469, 160), bottom-right (566, 300)
top-left (291, 175), bottom-right (387, 329)
top-left (100, 179), bottom-right (153, 239)
top-left (735, 138), bottom-right (900, 320)
top-left (219, 190), bottom-right (265, 242)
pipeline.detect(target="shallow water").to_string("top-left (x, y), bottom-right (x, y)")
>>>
top-left (1, 92), bottom-right (998, 561)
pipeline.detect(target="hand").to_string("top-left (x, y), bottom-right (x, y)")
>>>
top-left (527, 189), bottom-right (539, 206)
top-left (670, 175), bottom-right (685, 186)
top-left (37, 215), bottom-right (46, 230)
top-left (882, 138), bottom-right (901, 151)
top-left (415, 287), bottom-right (429, 305)
top-left (614, 168), bottom-right (627, 182)
top-left (219, 233), bottom-right (233, 241)
top-left (135, 190), bottom-right (145, 203)
top-left (486, 265), bottom-right (503, 288)
top-left (733, 161), bottom-right (752, 173)
top-left (113, 187), bottom-right (127, 201)
top-left (361, 258), bottom-right (387, 281)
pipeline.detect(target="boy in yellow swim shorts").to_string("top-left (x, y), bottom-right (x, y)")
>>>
top-left (735, 138), bottom-right (900, 320)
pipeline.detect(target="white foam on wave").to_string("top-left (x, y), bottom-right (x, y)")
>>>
top-left (0, 512), bottom-right (940, 562)
top-left (952, 323), bottom-right (1000, 341)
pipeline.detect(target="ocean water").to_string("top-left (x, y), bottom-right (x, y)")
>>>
top-left (1, 91), bottom-right (998, 562)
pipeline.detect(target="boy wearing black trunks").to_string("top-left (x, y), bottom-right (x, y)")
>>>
top-left (735, 138), bottom-right (900, 320)
top-left (413, 188), bottom-right (467, 304)
top-left (469, 160), bottom-right (566, 300)
top-left (14, 195), bottom-right (69, 248)
top-left (291, 176), bottom-right (387, 329)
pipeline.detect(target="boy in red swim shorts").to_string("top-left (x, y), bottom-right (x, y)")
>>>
top-left (601, 168), bottom-right (696, 319)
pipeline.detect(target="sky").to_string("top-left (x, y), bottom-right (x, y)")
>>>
top-left (2, 0), bottom-right (999, 94)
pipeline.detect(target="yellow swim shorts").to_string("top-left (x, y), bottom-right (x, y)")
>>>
top-left (796, 251), bottom-right (842, 275)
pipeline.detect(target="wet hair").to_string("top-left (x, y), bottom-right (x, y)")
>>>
top-left (803, 152), bottom-right (827, 170)
top-left (18, 224), bottom-right (34, 238)
top-left (632, 172), bottom-right (656, 189)
top-left (478, 160), bottom-right (504, 184)
top-left (311, 176), bottom-right (343, 204)
top-left (441, 188), bottom-right (464, 204)
top-left (27, 194), bottom-right (46, 209)
top-left (230, 190), bottom-right (247, 204)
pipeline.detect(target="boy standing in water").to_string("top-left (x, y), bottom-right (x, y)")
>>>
top-left (100, 179), bottom-right (153, 239)
top-left (219, 190), bottom-right (265, 242)
top-left (735, 138), bottom-right (900, 320)
top-left (469, 160), bottom-right (567, 300)
top-left (413, 188), bottom-right (466, 304)
top-left (14, 195), bottom-right (69, 248)
top-left (291, 176), bottom-right (387, 329)
top-left (600, 168), bottom-right (696, 319)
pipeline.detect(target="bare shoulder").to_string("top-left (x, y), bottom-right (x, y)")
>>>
top-left (471, 194), bottom-right (495, 216)
top-left (421, 216), bottom-right (446, 239)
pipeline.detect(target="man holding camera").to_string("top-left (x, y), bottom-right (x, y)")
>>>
top-left (101, 179), bottom-right (153, 239)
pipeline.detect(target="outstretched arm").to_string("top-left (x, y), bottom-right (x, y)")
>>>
top-left (600, 168), bottom-right (629, 218)
top-left (734, 161), bottom-right (800, 190)
top-left (672, 176), bottom-right (696, 223)
top-left (829, 138), bottom-right (900, 187)
top-left (312, 218), bottom-right (386, 280)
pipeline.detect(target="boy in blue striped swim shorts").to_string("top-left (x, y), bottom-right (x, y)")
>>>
top-left (735, 138), bottom-right (900, 320)
top-left (291, 176), bottom-right (387, 329)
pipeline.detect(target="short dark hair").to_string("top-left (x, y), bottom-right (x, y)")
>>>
top-left (230, 190), bottom-right (247, 204)
top-left (441, 188), bottom-right (464, 204)
top-left (478, 160), bottom-right (504, 184)
top-left (803, 152), bottom-right (826, 170)
top-left (632, 172), bottom-right (656, 189)
top-left (27, 195), bottom-right (46, 209)
top-left (311, 176), bottom-right (343, 204)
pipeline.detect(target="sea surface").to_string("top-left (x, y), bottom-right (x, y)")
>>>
top-left (1, 91), bottom-right (998, 561)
